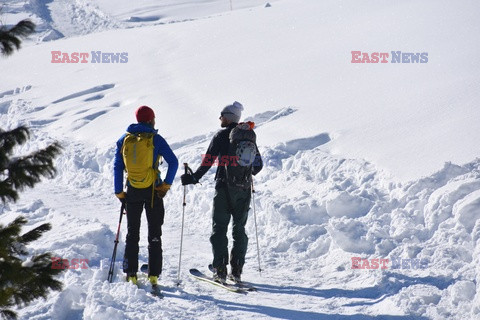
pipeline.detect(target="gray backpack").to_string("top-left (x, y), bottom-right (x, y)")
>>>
top-left (225, 122), bottom-right (257, 189)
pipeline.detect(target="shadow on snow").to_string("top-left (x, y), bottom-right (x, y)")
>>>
top-left (167, 271), bottom-right (453, 319)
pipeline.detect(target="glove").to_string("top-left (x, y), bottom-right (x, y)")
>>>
top-left (155, 183), bottom-right (171, 198)
top-left (181, 173), bottom-right (198, 186)
top-left (115, 191), bottom-right (126, 204)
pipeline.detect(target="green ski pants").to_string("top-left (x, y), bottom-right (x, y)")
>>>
top-left (210, 186), bottom-right (251, 270)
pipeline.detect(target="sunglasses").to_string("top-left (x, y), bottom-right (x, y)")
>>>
top-left (219, 111), bottom-right (234, 119)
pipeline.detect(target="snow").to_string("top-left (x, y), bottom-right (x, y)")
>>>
top-left (1, 0), bottom-right (480, 319)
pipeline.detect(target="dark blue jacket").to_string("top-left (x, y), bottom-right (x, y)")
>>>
top-left (114, 123), bottom-right (178, 194)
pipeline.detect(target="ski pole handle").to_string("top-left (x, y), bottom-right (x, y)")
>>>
top-left (184, 162), bottom-right (194, 176)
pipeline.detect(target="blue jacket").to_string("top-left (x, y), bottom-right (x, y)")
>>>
top-left (114, 123), bottom-right (178, 194)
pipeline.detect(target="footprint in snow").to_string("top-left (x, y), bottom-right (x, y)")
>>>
top-left (0, 85), bottom-right (31, 99)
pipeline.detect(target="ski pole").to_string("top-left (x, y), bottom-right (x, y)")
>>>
top-left (177, 163), bottom-right (192, 286)
top-left (108, 202), bottom-right (126, 283)
top-left (251, 179), bottom-right (262, 275)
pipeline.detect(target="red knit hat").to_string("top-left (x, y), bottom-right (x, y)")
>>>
top-left (135, 105), bottom-right (155, 123)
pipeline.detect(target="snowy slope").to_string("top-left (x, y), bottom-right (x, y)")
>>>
top-left (1, 0), bottom-right (480, 319)
top-left (1, 0), bottom-right (279, 41)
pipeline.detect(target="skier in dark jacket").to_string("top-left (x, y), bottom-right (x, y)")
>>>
top-left (114, 105), bottom-right (178, 286)
top-left (181, 101), bottom-right (263, 282)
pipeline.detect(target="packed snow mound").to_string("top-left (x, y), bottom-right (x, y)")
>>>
top-left (4, 128), bottom-right (480, 318)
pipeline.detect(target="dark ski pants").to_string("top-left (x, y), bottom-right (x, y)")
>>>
top-left (210, 186), bottom-right (251, 272)
top-left (123, 185), bottom-right (165, 277)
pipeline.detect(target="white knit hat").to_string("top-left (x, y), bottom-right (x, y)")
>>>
top-left (221, 101), bottom-right (244, 123)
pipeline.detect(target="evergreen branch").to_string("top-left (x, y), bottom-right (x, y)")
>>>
top-left (20, 223), bottom-right (51, 244)
top-left (12, 253), bottom-right (63, 306)
top-left (0, 309), bottom-right (17, 320)
top-left (0, 216), bottom-right (26, 246)
top-left (0, 32), bottom-right (20, 56)
top-left (0, 127), bottom-right (30, 163)
top-left (0, 218), bottom-right (64, 319)
top-left (0, 20), bottom-right (35, 56)
top-left (7, 20), bottom-right (35, 38)
top-left (0, 124), bottom-right (64, 318)
top-left (0, 217), bottom-right (27, 257)
top-left (0, 184), bottom-right (17, 204)
top-left (0, 128), bottom-right (62, 204)
top-left (2, 142), bottom-right (62, 202)
top-left (0, 279), bottom-right (16, 319)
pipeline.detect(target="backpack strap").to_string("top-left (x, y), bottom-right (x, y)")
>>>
top-left (150, 154), bottom-right (161, 208)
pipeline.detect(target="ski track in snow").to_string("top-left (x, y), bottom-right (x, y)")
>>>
top-left (0, 83), bottom-right (121, 133)
top-left (170, 107), bottom-right (299, 151)
top-left (51, 84), bottom-right (115, 104)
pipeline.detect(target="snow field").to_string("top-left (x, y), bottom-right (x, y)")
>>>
top-left (1, 0), bottom-right (480, 318)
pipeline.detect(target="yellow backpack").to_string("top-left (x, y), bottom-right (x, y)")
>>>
top-left (121, 132), bottom-right (160, 189)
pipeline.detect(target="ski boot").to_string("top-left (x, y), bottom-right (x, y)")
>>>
top-left (212, 265), bottom-right (227, 284)
top-left (126, 273), bottom-right (137, 285)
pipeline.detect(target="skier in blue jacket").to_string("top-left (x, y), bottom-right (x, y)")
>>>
top-left (114, 105), bottom-right (178, 286)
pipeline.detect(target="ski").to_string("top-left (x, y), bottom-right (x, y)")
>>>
top-left (227, 276), bottom-right (257, 291)
top-left (150, 284), bottom-right (163, 299)
top-left (189, 268), bottom-right (247, 293)
top-left (208, 264), bottom-right (257, 291)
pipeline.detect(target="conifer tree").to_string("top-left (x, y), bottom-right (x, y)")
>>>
top-left (0, 126), bottom-right (63, 319)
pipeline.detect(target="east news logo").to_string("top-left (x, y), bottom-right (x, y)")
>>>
top-left (51, 51), bottom-right (128, 63)
top-left (351, 51), bottom-right (428, 63)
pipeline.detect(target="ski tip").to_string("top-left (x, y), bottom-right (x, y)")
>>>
top-left (140, 263), bottom-right (149, 273)
top-left (189, 268), bottom-right (202, 275)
